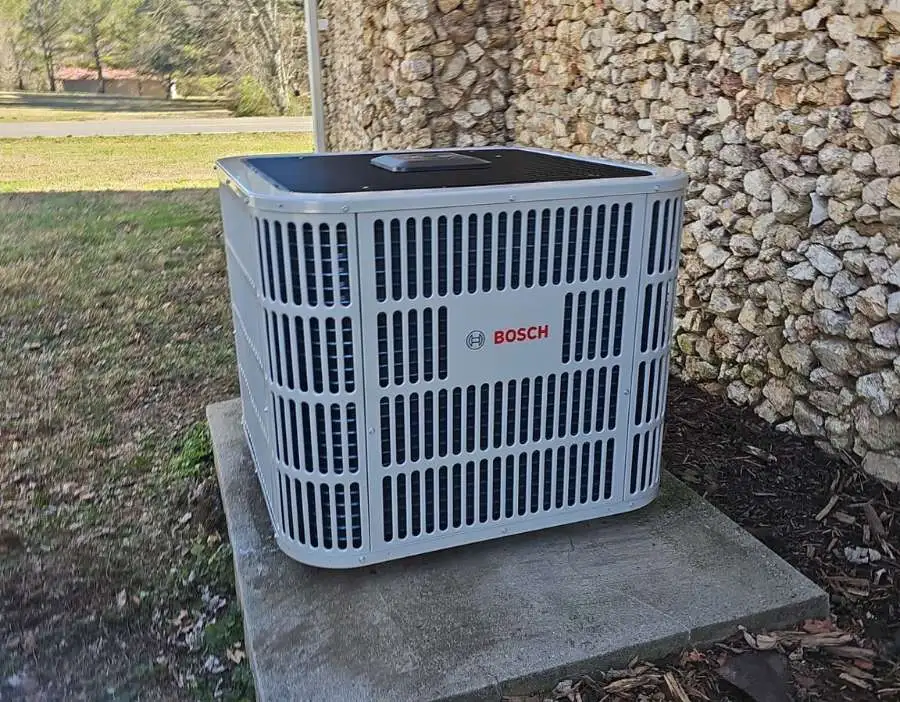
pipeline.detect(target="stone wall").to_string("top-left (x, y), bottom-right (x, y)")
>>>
top-left (319, 0), bottom-right (900, 482)
top-left (510, 0), bottom-right (900, 481)
top-left (320, 0), bottom-right (514, 150)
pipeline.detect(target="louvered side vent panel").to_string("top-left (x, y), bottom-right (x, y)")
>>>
top-left (360, 198), bottom-right (647, 549)
top-left (241, 213), bottom-right (369, 555)
top-left (627, 196), bottom-right (684, 498)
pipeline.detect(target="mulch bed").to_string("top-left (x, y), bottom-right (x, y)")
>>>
top-left (510, 378), bottom-right (899, 702)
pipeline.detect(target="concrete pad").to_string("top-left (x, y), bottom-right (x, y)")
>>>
top-left (208, 398), bottom-right (827, 702)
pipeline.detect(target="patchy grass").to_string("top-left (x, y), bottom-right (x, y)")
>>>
top-left (0, 132), bottom-right (313, 192)
top-left (0, 91), bottom-right (232, 123)
top-left (0, 106), bottom-right (235, 123)
top-left (0, 190), bottom-right (252, 699)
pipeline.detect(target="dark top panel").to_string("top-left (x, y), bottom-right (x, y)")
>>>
top-left (244, 148), bottom-right (652, 194)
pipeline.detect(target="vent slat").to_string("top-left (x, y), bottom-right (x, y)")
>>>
top-left (406, 218), bottom-right (418, 300)
top-left (296, 318), bottom-right (309, 392)
top-left (334, 484), bottom-right (347, 548)
top-left (592, 205), bottom-right (606, 281)
top-left (375, 219), bottom-right (387, 301)
top-left (467, 213), bottom-right (479, 295)
top-left (255, 219), bottom-right (268, 299)
top-left (566, 207), bottom-right (579, 285)
top-left (391, 219), bottom-right (403, 301)
top-left (669, 199), bottom-right (683, 273)
top-left (606, 204), bottom-right (619, 280)
top-left (422, 217), bottom-right (433, 299)
top-left (619, 203), bottom-right (633, 278)
top-left (647, 200), bottom-right (660, 275)
top-left (262, 220), bottom-right (276, 301)
top-left (496, 211), bottom-right (508, 291)
top-left (407, 309), bottom-right (419, 385)
top-left (524, 210), bottom-right (537, 288)
top-left (319, 223), bottom-right (334, 307)
top-left (301, 223), bottom-right (318, 306)
top-left (274, 221), bottom-right (289, 304)
top-left (511, 211), bottom-right (523, 289)
top-left (660, 200), bottom-right (671, 277)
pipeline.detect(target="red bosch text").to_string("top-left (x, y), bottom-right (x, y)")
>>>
top-left (493, 325), bottom-right (550, 344)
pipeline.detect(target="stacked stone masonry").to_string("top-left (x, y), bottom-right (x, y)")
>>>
top-left (319, 0), bottom-right (900, 483)
top-left (321, 0), bottom-right (514, 150)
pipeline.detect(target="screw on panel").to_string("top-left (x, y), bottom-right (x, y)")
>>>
top-left (368, 428), bottom-right (375, 434)
top-left (623, 389), bottom-right (630, 396)
top-left (358, 556), bottom-right (366, 563)
top-left (341, 205), bottom-right (350, 213)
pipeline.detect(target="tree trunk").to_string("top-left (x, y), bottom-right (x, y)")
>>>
top-left (272, 48), bottom-right (289, 114)
top-left (44, 49), bottom-right (56, 91)
top-left (11, 47), bottom-right (27, 91)
top-left (91, 30), bottom-right (104, 93)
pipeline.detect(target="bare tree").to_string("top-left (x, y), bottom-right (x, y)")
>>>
top-left (0, 0), bottom-right (28, 89)
top-left (213, 0), bottom-right (305, 114)
top-left (69, 0), bottom-right (140, 90)
top-left (22, 0), bottom-right (66, 91)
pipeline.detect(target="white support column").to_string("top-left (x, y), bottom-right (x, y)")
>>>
top-left (304, 0), bottom-right (327, 152)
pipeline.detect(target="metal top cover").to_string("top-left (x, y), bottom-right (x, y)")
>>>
top-left (244, 147), bottom-right (652, 194)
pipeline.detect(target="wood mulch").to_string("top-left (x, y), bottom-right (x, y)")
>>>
top-left (509, 378), bottom-right (899, 702)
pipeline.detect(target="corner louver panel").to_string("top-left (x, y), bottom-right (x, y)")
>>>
top-left (227, 209), bottom-right (369, 556)
top-left (627, 196), bottom-right (683, 498)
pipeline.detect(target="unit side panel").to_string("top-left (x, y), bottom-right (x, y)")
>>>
top-left (234, 202), bottom-right (371, 560)
top-left (623, 194), bottom-right (684, 503)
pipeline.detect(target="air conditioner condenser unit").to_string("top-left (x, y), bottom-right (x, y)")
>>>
top-left (216, 147), bottom-right (687, 568)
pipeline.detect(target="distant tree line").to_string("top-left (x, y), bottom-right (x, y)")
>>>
top-left (0, 0), bottom-right (308, 114)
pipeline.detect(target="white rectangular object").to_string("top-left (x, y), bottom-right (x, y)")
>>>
top-left (216, 146), bottom-right (687, 568)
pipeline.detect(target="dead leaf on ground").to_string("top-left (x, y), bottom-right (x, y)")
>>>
top-left (802, 619), bottom-right (835, 634)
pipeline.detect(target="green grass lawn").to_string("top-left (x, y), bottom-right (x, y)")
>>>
top-left (0, 131), bottom-right (313, 699)
top-left (0, 132), bottom-right (313, 191)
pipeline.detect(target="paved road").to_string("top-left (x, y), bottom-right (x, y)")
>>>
top-left (0, 116), bottom-right (313, 138)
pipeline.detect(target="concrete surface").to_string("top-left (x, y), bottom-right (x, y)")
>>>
top-left (208, 398), bottom-right (827, 702)
top-left (0, 116), bottom-right (312, 138)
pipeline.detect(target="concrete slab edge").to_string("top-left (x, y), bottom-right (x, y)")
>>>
top-left (207, 399), bottom-right (829, 702)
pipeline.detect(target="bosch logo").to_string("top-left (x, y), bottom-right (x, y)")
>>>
top-left (494, 325), bottom-right (550, 345)
top-left (465, 330), bottom-right (486, 350)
